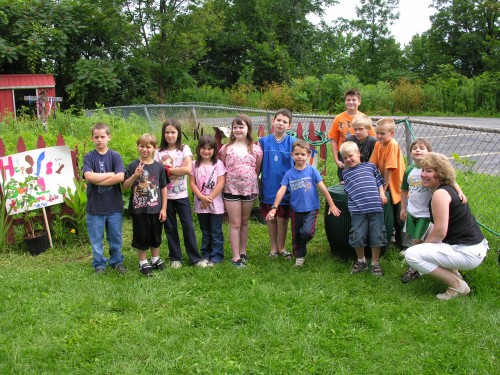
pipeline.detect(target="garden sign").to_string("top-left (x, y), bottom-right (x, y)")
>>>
top-left (0, 146), bottom-right (76, 214)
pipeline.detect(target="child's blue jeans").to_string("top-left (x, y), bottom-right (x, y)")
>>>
top-left (197, 213), bottom-right (225, 263)
top-left (87, 212), bottom-right (123, 269)
top-left (291, 210), bottom-right (318, 258)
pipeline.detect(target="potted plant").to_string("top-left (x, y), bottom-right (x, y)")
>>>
top-left (3, 174), bottom-right (49, 255)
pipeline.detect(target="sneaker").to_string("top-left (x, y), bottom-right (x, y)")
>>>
top-left (206, 261), bottom-right (215, 267)
top-left (195, 259), bottom-right (209, 268)
top-left (350, 261), bottom-right (368, 274)
top-left (94, 267), bottom-right (106, 275)
top-left (239, 254), bottom-right (248, 264)
top-left (401, 267), bottom-right (420, 283)
top-left (371, 264), bottom-right (383, 277)
top-left (151, 258), bottom-right (165, 271)
top-left (113, 264), bottom-right (127, 274)
top-left (231, 259), bottom-right (246, 268)
top-left (171, 261), bottom-right (182, 269)
top-left (139, 263), bottom-right (153, 277)
top-left (294, 257), bottom-right (305, 267)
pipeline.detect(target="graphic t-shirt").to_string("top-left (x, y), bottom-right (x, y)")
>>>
top-left (125, 160), bottom-right (167, 215)
top-left (280, 164), bottom-right (322, 212)
top-left (154, 145), bottom-right (192, 200)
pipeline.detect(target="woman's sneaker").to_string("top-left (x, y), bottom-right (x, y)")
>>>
top-left (139, 263), bottom-right (153, 277)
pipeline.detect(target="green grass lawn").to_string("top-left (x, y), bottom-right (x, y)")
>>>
top-left (1, 213), bottom-right (499, 374)
top-left (1, 114), bottom-right (499, 373)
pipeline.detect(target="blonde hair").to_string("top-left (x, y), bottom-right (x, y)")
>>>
top-left (376, 118), bottom-right (396, 132)
top-left (137, 133), bottom-right (158, 147)
top-left (420, 152), bottom-right (456, 185)
top-left (352, 114), bottom-right (373, 130)
top-left (339, 141), bottom-right (359, 157)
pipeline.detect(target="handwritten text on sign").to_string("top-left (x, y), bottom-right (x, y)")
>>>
top-left (0, 146), bottom-right (76, 214)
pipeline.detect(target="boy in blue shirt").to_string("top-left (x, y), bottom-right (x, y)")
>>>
top-left (340, 141), bottom-right (388, 277)
top-left (83, 123), bottom-right (126, 274)
top-left (259, 108), bottom-right (296, 259)
top-left (266, 140), bottom-right (341, 266)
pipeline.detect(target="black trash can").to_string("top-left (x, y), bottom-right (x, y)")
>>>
top-left (324, 184), bottom-right (393, 260)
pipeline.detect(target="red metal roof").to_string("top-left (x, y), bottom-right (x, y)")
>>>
top-left (0, 74), bottom-right (55, 89)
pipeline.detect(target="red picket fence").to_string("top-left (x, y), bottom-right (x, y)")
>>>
top-left (0, 134), bottom-right (79, 244)
top-left (214, 120), bottom-right (330, 175)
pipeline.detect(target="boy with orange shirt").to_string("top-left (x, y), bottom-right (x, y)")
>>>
top-left (328, 89), bottom-right (376, 182)
top-left (369, 118), bottom-right (405, 248)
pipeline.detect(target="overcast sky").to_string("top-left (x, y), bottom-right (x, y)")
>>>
top-left (310, 0), bottom-right (435, 46)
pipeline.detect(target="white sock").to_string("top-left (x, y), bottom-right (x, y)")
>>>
top-left (358, 258), bottom-right (366, 263)
top-left (139, 260), bottom-right (148, 266)
top-left (371, 261), bottom-right (379, 266)
top-left (151, 256), bottom-right (159, 264)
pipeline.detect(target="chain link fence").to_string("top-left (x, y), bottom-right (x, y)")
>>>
top-left (87, 104), bottom-right (500, 235)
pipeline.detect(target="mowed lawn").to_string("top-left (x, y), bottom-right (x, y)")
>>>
top-left (1, 212), bottom-right (499, 374)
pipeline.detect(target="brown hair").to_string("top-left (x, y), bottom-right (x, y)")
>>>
top-left (159, 118), bottom-right (184, 151)
top-left (410, 138), bottom-right (432, 152)
top-left (274, 108), bottom-right (292, 123)
top-left (344, 88), bottom-right (361, 100)
top-left (91, 122), bottom-right (110, 136)
top-left (228, 114), bottom-right (254, 153)
top-left (292, 139), bottom-right (311, 154)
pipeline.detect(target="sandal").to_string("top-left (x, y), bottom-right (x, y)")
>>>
top-left (401, 267), bottom-right (421, 284)
top-left (278, 251), bottom-right (292, 259)
top-left (269, 252), bottom-right (279, 258)
top-left (436, 279), bottom-right (471, 300)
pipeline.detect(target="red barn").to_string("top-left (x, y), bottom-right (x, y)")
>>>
top-left (0, 74), bottom-right (56, 118)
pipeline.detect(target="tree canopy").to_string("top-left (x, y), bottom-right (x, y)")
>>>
top-left (0, 0), bottom-right (497, 109)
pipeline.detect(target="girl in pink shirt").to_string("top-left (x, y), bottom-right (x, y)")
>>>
top-left (219, 115), bottom-right (263, 267)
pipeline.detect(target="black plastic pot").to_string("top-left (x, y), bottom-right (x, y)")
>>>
top-left (24, 230), bottom-right (49, 256)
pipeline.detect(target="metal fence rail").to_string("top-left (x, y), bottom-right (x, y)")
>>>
top-left (87, 104), bottom-right (500, 235)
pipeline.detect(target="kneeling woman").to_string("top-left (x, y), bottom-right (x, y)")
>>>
top-left (405, 152), bottom-right (488, 300)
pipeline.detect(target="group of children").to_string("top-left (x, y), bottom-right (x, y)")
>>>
top-left (83, 89), bottom-right (464, 280)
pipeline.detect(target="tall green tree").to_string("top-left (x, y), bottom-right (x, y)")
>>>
top-left (349, 0), bottom-right (404, 84)
top-left (427, 0), bottom-right (499, 77)
top-left (194, 0), bottom-right (337, 87)
top-left (123, 0), bottom-right (220, 102)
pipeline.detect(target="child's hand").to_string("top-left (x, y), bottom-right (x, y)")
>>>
top-left (335, 160), bottom-right (344, 169)
top-left (200, 195), bottom-right (211, 205)
top-left (265, 210), bottom-right (276, 221)
top-left (327, 204), bottom-right (341, 216)
top-left (159, 209), bottom-right (167, 222)
top-left (400, 208), bottom-right (407, 221)
top-left (458, 192), bottom-right (467, 204)
top-left (135, 162), bottom-right (144, 177)
top-left (380, 193), bottom-right (388, 205)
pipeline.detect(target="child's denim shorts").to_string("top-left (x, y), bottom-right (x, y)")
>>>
top-left (349, 212), bottom-right (387, 248)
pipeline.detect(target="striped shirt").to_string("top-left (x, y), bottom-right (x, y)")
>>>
top-left (342, 162), bottom-right (385, 214)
